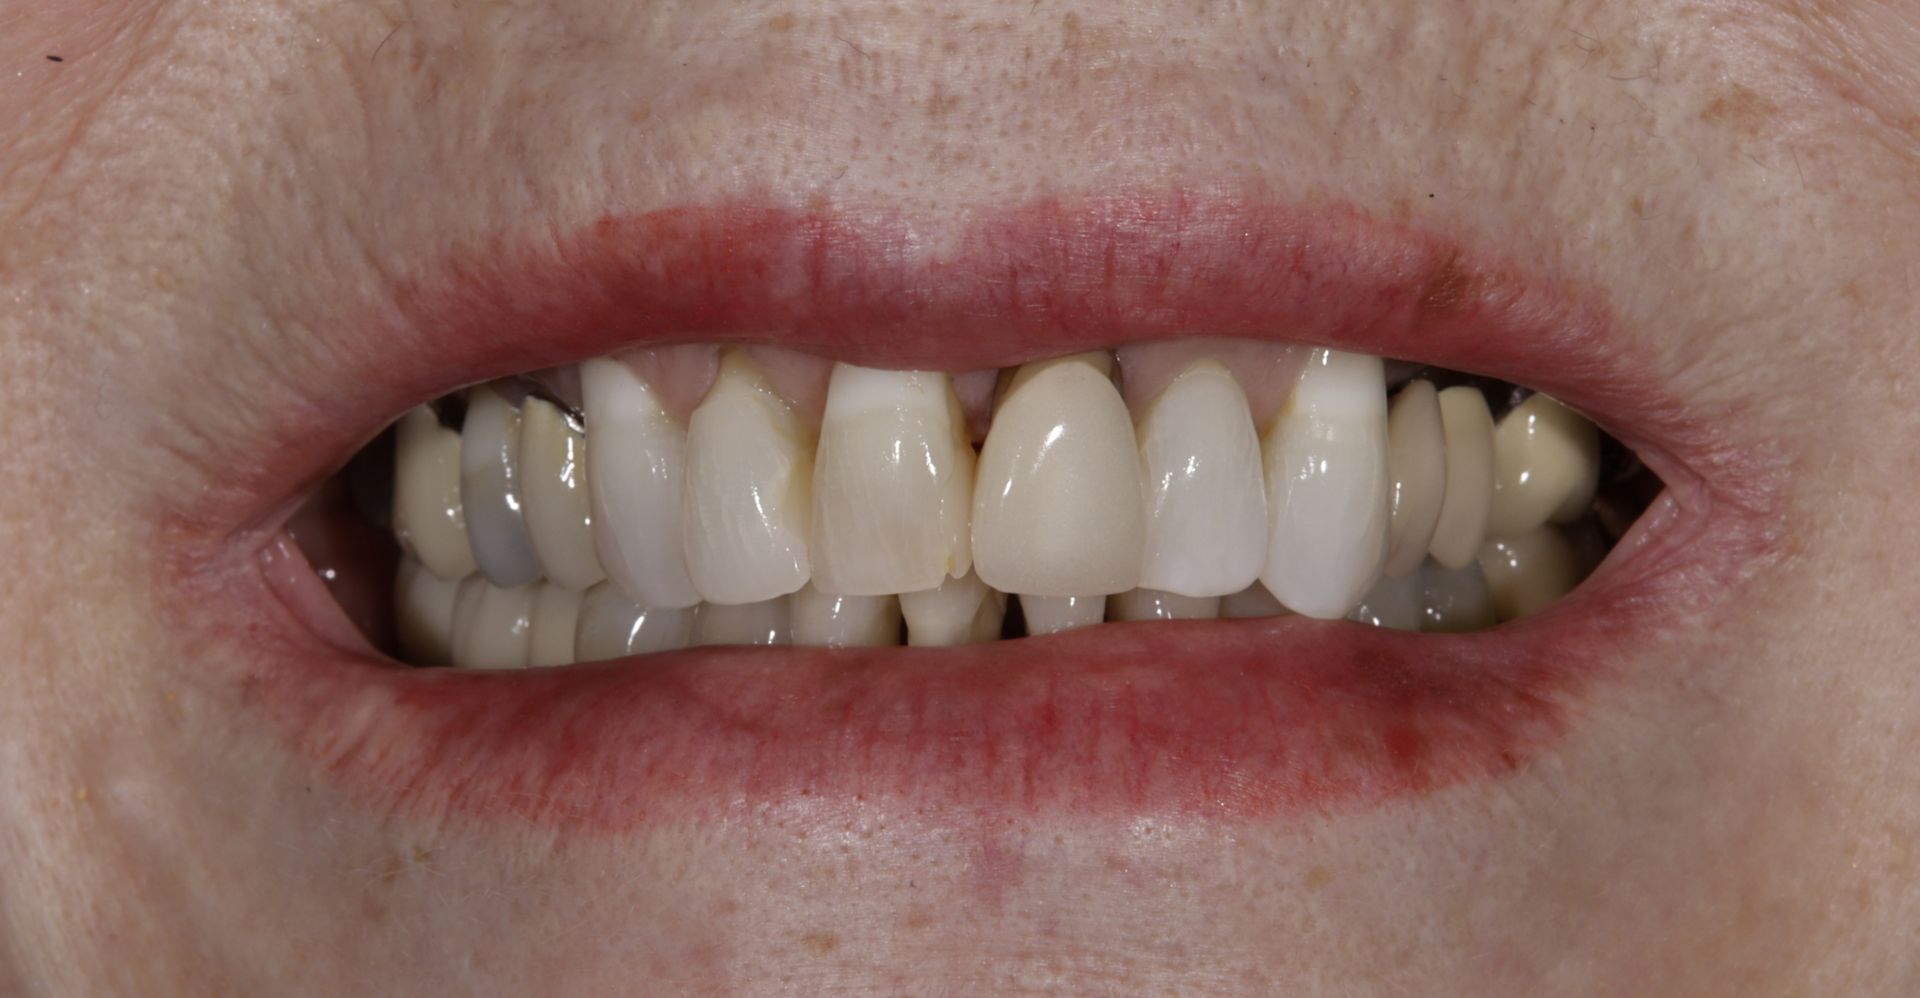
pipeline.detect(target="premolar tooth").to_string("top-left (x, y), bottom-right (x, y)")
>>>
top-left (1221, 582), bottom-right (1290, 619)
top-left (1477, 526), bottom-right (1584, 621)
top-left (811, 365), bottom-right (974, 595)
top-left (394, 558), bottom-right (463, 664)
top-left (1258, 348), bottom-right (1390, 619)
top-left (1348, 572), bottom-right (1423, 631)
top-left (1134, 360), bottom-right (1267, 597)
top-left (1382, 381), bottom-right (1447, 578)
top-left (1108, 589), bottom-right (1221, 622)
top-left (574, 582), bottom-right (696, 661)
top-left (972, 353), bottom-right (1144, 596)
top-left (519, 395), bottom-right (606, 590)
top-left (580, 358), bottom-right (702, 609)
top-left (683, 352), bottom-right (815, 604)
top-left (1019, 594), bottom-right (1104, 635)
top-left (460, 386), bottom-right (542, 587)
top-left (527, 582), bottom-right (586, 667)
top-left (1488, 394), bottom-right (1601, 536)
top-left (1427, 386), bottom-right (1495, 570)
top-left (899, 570), bottom-right (1006, 646)
top-left (451, 578), bottom-right (536, 669)
top-left (790, 584), bottom-right (903, 647)
top-left (393, 407), bottom-right (478, 580)
top-left (1417, 561), bottom-right (1497, 633)
top-left (694, 597), bottom-right (792, 647)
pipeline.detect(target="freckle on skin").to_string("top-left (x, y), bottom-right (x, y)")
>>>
top-left (1699, 85), bottom-right (1778, 137)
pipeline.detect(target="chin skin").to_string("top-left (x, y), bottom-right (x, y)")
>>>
top-left (3, 0), bottom-right (1920, 995)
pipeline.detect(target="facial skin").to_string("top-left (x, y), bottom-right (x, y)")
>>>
top-left (4, 0), bottom-right (1919, 993)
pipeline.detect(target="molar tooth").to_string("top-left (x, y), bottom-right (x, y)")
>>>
top-left (1258, 348), bottom-right (1390, 619)
top-left (811, 365), bottom-right (974, 595)
top-left (1477, 526), bottom-right (1584, 621)
top-left (393, 406), bottom-right (478, 581)
top-left (1348, 572), bottom-right (1424, 631)
top-left (1488, 394), bottom-right (1601, 536)
top-left (899, 570), bottom-right (1007, 646)
top-left (1018, 594), bottom-right (1105, 636)
top-left (527, 582), bottom-right (587, 667)
top-left (580, 358), bottom-right (702, 609)
top-left (1382, 381), bottom-right (1447, 578)
top-left (790, 584), bottom-right (903, 647)
top-left (1221, 582), bottom-right (1290, 619)
top-left (1417, 561), bottom-right (1498, 633)
top-left (460, 386), bottom-right (542, 587)
top-left (972, 353), bottom-right (1144, 596)
top-left (574, 582), bottom-right (696, 661)
top-left (1133, 360), bottom-right (1267, 597)
top-left (519, 395), bottom-right (606, 590)
top-left (394, 558), bottom-right (463, 664)
top-left (693, 597), bottom-right (792, 647)
top-left (1427, 386), bottom-right (1495, 569)
top-left (683, 351), bottom-right (815, 604)
top-left (450, 578), bottom-right (537, 669)
top-left (1108, 589), bottom-right (1221, 622)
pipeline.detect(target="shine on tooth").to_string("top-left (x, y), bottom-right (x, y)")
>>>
top-left (683, 351), bottom-right (815, 605)
top-left (451, 578), bottom-right (537, 669)
top-left (394, 558), bottom-right (463, 665)
top-left (693, 597), bottom-right (793, 647)
top-left (1417, 560), bottom-right (1498, 633)
top-left (1382, 380), bottom-right (1447, 578)
top-left (1348, 572), bottom-right (1424, 631)
top-left (527, 582), bottom-right (587, 667)
top-left (579, 358), bottom-right (702, 609)
top-left (790, 584), bottom-right (903, 647)
top-left (1477, 526), bottom-right (1585, 621)
top-left (1488, 394), bottom-right (1602, 536)
top-left (1018, 594), bottom-right (1105, 636)
top-left (460, 386), bottom-right (543, 587)
top-left (1108, 589), bottom-right (1222, 622)
top-left (899, 570), bottom-right (1007, 646)
top-left (1427, 386), bottom-right (1496, 569)
top-left (393, 406), bottom-right (479, 581)
top-left (519, 395), bottom-right (607, 590)
top-left (1133, 360), bottom-right (1268, 598)
top-left (573, 582), bottom-right (697, 662)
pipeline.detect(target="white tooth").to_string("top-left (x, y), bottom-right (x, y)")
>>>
top-left (900, 570), bottom-right (1007, 646)
top-left (693, 597), bottom-right (792, 647)
top-left (1220, 582), bottom-right (1290, 619)
top-left (519, 396), bottom-right (606, 590)
top-left (1427, 386), bottom-right (1495, 570)
top-left (1019, 594), bottom-right (1105, 635)
top-left (1477, 526), bottom-right (1584, 621)
top-left (450, 578), bottom-right (536, 669)
top-left (1134, 360), bottom-right (1267, 597)
top-left (1108, 589), bottom-right (1221, 622)
top-left (460, 386), bottom-right (542, 587)
top-left (1382, 381), bottom-right (1447, 578)
top-left (790, 584), bottom-right (902, 647)
top-left (1347, 572), bottom-right (1423, 631)
top-left (811, 365), bottom-right (975, 595)
top-left (393, 407), bottom-right (479, 581)
top-left (972, 353), bottom-right (1144, 596)
top-left (1258, 348), bottom-right (1390, 619)
top-left (1417, 561), bottom-right (1497, 633)
top-left (683, 351), bottom-right (814, 604)
top-left (580, 358), bottom-right (703, 609)
top-left (527, 582), bottom-right (587, 667)
top-left (394, 558), bottom-right (463, 664)
top-left (574, 582), bottom-right (696, 661)
top-left (1488, 394), bottom-right (1602, 536)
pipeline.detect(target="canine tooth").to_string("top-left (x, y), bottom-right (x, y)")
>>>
top-left (811, 365), bottom-right (975, 595)
top-left (527, 582), bottom-right (587, 667)
top-left (1134, 360), bottom-right (1267, 597)
top-left (451, 579), bottom-right (537, 669)
top-left (1427, 387), bottom-right (1495, 570)
top-left (1382, 381), bottom-right (1447, 578)
top-left (790, 584), bottom-right (902, 647)
top-left (900, 570), bottom-right (1007, 646)
top-left (460, 386), bottom-right (542, 587)
top-left (394, 558), bottom-right (463, 664)
top-left (580, 358), bottom-right (702, 608)
top-left (393, 407), bottom-right (478, 580)
top-left (518, 396), bottom-right (605, 590)
top-left (1108, 589), bottom-right (1221, 622)
top-left (1258, 348), bottom-right (1390, 619)
top-left (1348, 572), bottom-right (1423, 631)
top-left (1417, 561), bottom-right (1498, 633)
top-left (694, 597), bottom-right (792, 647)
top-left (1488, 394), bottom-right (1602, 535)
top-left (1019, 594), bottom-right (1104, 635)
top-left (684, 352), bottom-right (815, 604)
top-left (1221, 582), bottom-right (1290, 619)
top-left (972, 353), bottom-right (1144, 596)
top-left (1478, 526), bottom-right (1584, 621)
top-left (574, 583), bottom-right (696, 661)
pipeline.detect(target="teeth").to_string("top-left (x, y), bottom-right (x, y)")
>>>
top-left (683, 351), bottom-right (815, 605)
top-left (1019, 594), bottom-right (1105, 635)
top-left (1427, 386), bottom-right (1495, 570)
top-left (527, 582), bottom-right (587, 667)
top-left (574, 582), bottom-right (696, 662)
top-left (450, 578), bottom-right (537, 670)
top-left (393, 407), bottom-right (479, 581)
top-left (1134, 360), bottom-right (1268, 597)
top-left (1108, 589), bottom-right (1222, 622)
top-left (1347, 572), bottom-right (1423, 631)
top-left (580, 358), bottom-right (702, 609)
top-left (1221, 582), bottom-right (1290, 619)
top-left (1382, 381), bottom-right (1447, 578)
top-left (811, 365), bottom-right (975, 595)
top-left (1416, 561), bottom-right (1498, 634)
top-left (899, 570), bottom-right (1007, 646)
top-left (972, 353), bottom-right (1145, 596)
top-left (1258, 348), bottom-right (1390, 619)
top-left (460, 386), bottom-right (543, 587)
top-left (1488, 394), bottom-right (1601, 536)
top-left (518, 396), bottom-right (606, 590)
top-left (394, 558), bottom-right (463, 664)
top-left (790, 584), bottom-right (903, 647)
top-left (693, 597), bottom-right (792, 647)
top-left (1477, 526), bottom-right (1584, 621)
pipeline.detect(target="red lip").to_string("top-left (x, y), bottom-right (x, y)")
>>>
top-left (186, 191), bottom-right (1783, 831)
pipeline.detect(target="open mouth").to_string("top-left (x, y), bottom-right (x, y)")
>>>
top-left (192, 194), bottom-right (1777, 831)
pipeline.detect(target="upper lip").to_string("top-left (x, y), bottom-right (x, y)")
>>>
top-left (174, 189), bottom-right (1786, 832)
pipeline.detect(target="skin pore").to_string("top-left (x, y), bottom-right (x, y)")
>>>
top-left (3, 0), bottom-right (1919, 993)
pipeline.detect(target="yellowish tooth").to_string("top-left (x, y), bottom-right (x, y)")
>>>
top-left (393, 407), bottom-right (479, 581)
top-left (790, 584), bottom-right (903, 647)
top-left (1108, 589), bottom-right (1222, 622)
top-left (1018, 594), bottom-right (1104, 636)
top-left (518, 396), bottom-right (606, 590)
top-left (1477, 526), bottom-right (1585, 621)
top-left (451, 578), bottom-right (536, 670)
top-left (573, 582), bottom-right (696, 661)
top-left (899, 570), bottom-right (1007, 647)
top-left (580, 358), bottom-right (703, 609)
top-left (1488, 394), bottom-right (1602, 536)
top-left (693, 597), bottom-right (792, 647)
top-left (394, 558), bottom-right (463, 664)
top-left (527, 582), bottom-right (586, 667)
top-left (1427, 386), bottom-right (1494, 570)
top-left (683, 351), bottom-right (815, 604)
top-left (1382, 381), bottom-right (1446, 578)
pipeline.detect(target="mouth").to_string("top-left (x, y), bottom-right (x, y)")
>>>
top-left (180, 191), bottom-right (1782, 832)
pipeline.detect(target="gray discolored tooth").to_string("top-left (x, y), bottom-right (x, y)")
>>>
top-left (693, 597), bottom-right (792, 647)
top-left (1416, 561), bottom-right (1497, 634)
top-left (573, 582), bottom-right (697, 662)
top-left (393, 406), bottom-right (479, 581)
top-left (1347, 572), bottom-right (1424, 631)
top-left (518, 395), bottom-right (606, 591)
top-left (394, 558), bottom-right (464, 664)
top-left (460, 386), bottom-right (543, 588)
